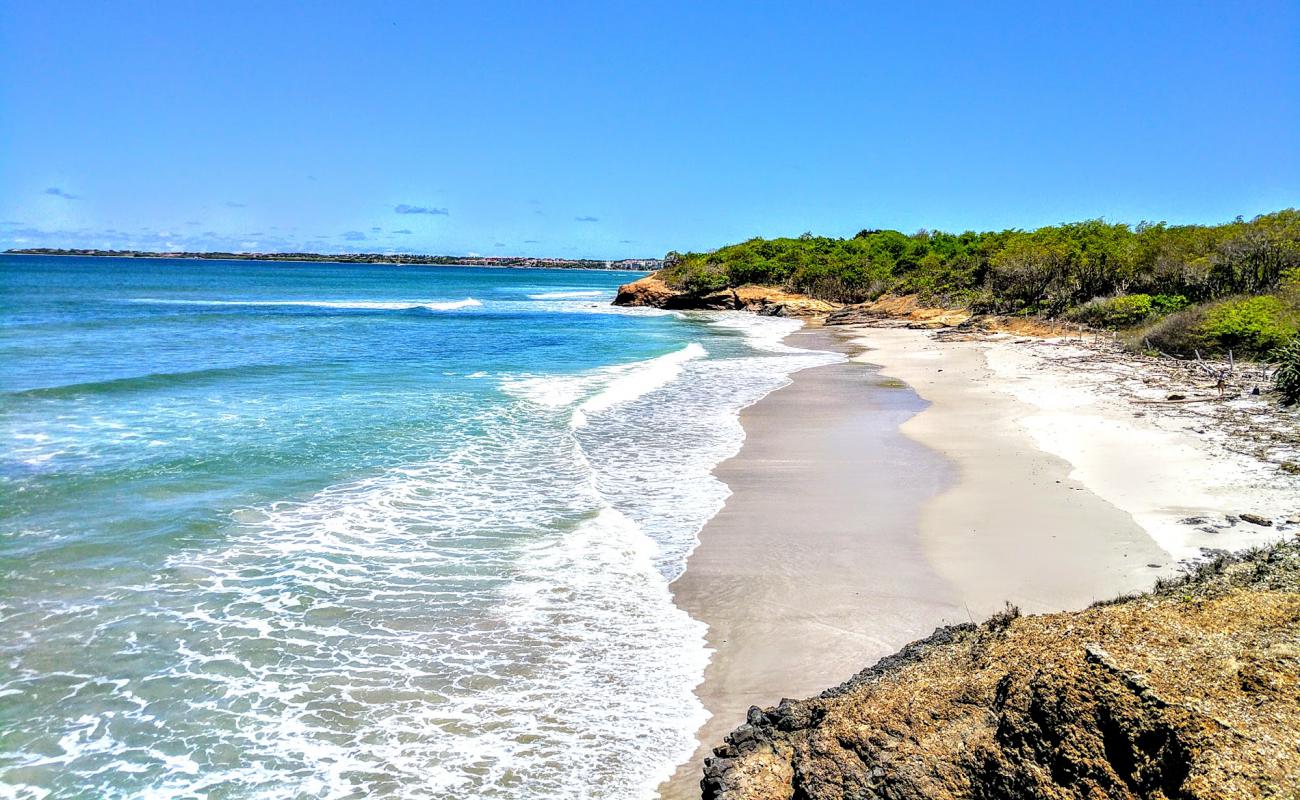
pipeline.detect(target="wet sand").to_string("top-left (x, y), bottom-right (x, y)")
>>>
top-left (661, 328), bottom-right (964, 798)
top-left (661, 325), bottom-right (1177, 799)
top-left (849, 327), bottom-right (1171, 618)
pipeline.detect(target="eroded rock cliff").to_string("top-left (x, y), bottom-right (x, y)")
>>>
top-left (824, 294), bottom-right (973, 328)
top-left (613, 273), bottom-right (838, 317)
top-left (702, 539), bottom-right (1300, 799)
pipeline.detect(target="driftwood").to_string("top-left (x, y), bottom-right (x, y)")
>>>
top-left (1133, 394), bottom-right (1241, 405)
top-left (1008, 334), bottom-right (1295, 467)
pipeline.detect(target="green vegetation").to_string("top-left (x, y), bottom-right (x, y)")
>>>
top-left (662, 209), bottom-right (1300, 357)
top-left (1202, 295), bottom-right (1298, 352)
top-left (1270, 336), bottom-right (1300, 406)
top-left (1136, 266), bottom-right (1300, 357)
top-left (1064, 294), bottom-right (1190, 328)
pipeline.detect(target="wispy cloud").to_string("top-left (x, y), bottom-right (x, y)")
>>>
top-left (494, 242), bottom-right (506, 247)
top-left (225, 201), bottom-right (247, 208)
top-left (370, 226), bottom-right (381, 232)
top-left (45, 187), bottom-right (79, 200)
top-left (342, 231), bottom-right (367, 241)
top-left (394, 204), bottom-right (448, 216)
top-left (619, 239), bottom-right (634, 244)
top-left (393, 228), bottom-right (413, 235)
top-left (523, 239), bottom-right (539, 244)
top-left (574, 215), bottom-right (599, 223)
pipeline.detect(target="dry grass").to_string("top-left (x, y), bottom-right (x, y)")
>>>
top-left (707, 540), bottom-right (1300, 800)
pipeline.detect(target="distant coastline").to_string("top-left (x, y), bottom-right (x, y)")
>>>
top-left (3, 248), bottom-right (661, 272)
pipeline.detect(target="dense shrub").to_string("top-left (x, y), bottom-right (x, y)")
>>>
top-left (1270, 336), bottom-right (1300, 405)
top-left (1138, 294), bottom-right (1299, 357)
top-left (1066, 294), bottom-right (1154, 328)
top-left (677, 260), bottom-right (728, 294)
top-left (659, 209), bottom-right (1300, 311)
top-left (1201, 295), bottom-right (1299, 355)
top-left (1134, 304), bottom-right (1211, 355)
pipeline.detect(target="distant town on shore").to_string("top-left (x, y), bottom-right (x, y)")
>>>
top-left (5, 248), bottom-right (662, 271)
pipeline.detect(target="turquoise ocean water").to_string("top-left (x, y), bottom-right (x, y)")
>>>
top-left (0, 255), bottom-right (838, 799)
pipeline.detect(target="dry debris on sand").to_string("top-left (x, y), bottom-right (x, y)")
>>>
top-left (702, 538), bottom-right (1300, 800)
top-left (950, 331), bottom-right (1299, 473)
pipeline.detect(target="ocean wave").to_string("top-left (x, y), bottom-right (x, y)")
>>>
top-left (500, 343), bottom-right (708, 428)
top-left (708, 312), bottom-right (807, 353)
top-left (1, 307), bottom-right (841, 799)
top-left (12, 402), bottom-right (710, 799)
top-left (5, 362), bottom-right (298, 400)
top-left (526, 290), bottom-right (607, 300)
top-left (571, 330), bottom-right (844, 580)
top-left (128, 298), bottom-right (483, 311)
top-left (574, 343), bottom-right (707, 427)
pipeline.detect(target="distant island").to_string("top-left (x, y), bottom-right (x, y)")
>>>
top-left (4, 248), bottom-right (661, 272)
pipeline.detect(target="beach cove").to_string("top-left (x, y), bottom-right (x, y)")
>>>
top-left (662, 320), bottom-right (1298, 798)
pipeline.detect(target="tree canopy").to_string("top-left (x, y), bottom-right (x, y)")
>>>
top-left (661, 210), bottom-right (1300, 315)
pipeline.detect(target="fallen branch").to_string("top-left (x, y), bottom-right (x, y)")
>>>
top-left (1133, 394), bottom-right (1241, 405)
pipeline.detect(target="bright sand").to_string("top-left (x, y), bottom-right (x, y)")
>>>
top-left (662, 324), bottom-right (1296, 798)
top-left (663, 327), bottom-right (963, 798)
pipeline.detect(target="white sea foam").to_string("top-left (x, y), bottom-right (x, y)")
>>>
top-left (1, 307), bottom-right (842, 799)
top-left (87, 400), bottom-right (712, 799)
top-left (499, 342), bottom-right (706, 416)
top-left (128, 298), bottom-right (483, 311)
top-left (707, 311), bottom-right (807, 353)
top-left (573, 343), bottom-right (707, 427)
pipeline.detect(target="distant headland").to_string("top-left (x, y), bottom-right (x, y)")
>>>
top-left (4, 248), bottom-right (661, 272)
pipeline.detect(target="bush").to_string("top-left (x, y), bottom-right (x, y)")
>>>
top-left (1201, 295), bottom-right (1299, 355)
top-left (1065, 294), bottom-right (1154, 328)
top-left (1270, 336), bottom-right (1300, 405)
top-left (1133, 303), bottom-right (1211, 355)
top-left (1137, 294), bottom-right (1299, 357)
top-left (675, 260), bottom-right (729, 294)
top-left (1151, 293), bottom-right (1190, 314)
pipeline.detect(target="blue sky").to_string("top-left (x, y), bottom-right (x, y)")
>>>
top-left (1, 1), bottom-right (1296, 259)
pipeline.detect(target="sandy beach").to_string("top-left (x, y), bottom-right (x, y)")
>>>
top-left (662, 322), bottom-right (1298, 799)
top-left (662, 327), bottom-right (963, 797)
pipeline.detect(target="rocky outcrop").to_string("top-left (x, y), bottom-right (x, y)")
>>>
top-left (701, 539), bottom-right (1300, 799)
top-left (613, 273), bottom-right (684, 307)
top-left (825, 294), bottom-right (972, 328)
top-left (613, 274), bottom-right (838, 318)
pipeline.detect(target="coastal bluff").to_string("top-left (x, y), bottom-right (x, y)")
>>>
top-left (613, 273), bottom-right (837, 317)
top-left (698, 538), bottom-right (1300, 800)
top-left (614, 275), bottom-right (1006, 331)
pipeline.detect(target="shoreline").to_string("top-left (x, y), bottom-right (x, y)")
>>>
top-left (852, 327), bottom-right (1297, 572)
top-left (661, 321), bottom-right (1298, 799)
top-left (662, 325), bottom-right (962, 799)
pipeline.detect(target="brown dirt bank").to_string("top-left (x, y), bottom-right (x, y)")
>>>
top-left (612, 275), bottom-right (1084, 336)
top-left (700, 537), bottom-right (1300, 800)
